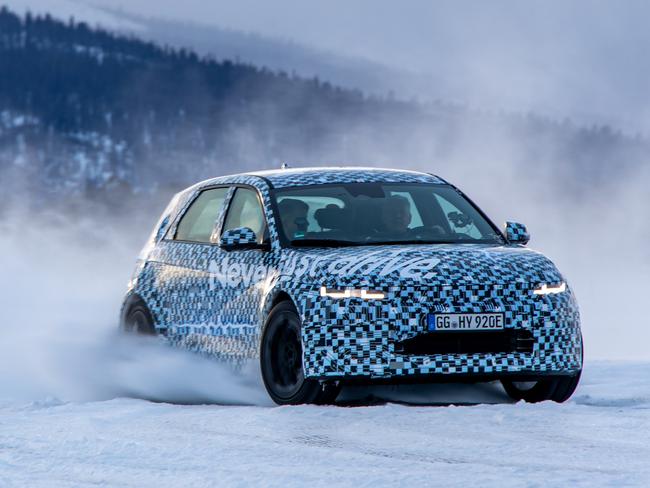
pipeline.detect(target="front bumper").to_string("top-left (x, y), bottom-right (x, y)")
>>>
top-left (300, 285), bottom-right (583, 380)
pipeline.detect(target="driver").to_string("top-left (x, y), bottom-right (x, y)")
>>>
top-left (279, 198), bottom-right (309, 239)
top-left (380, 195), bottom-right (412, 235)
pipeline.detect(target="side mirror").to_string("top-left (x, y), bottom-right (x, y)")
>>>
top-left (504, 221), bottom-right (530, 245)
top-left (220, 227), bottom-right (268, 251)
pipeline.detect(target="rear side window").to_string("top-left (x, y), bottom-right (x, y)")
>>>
top-left (222, 187), bottom-right (267, 244)
top-left (175, 187), bottom-right (229, 243)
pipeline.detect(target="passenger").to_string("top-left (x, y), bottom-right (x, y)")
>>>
top-left (279, 198), bottom-right (309, 239)
top-left (380, 195), bottom-right (411, 235)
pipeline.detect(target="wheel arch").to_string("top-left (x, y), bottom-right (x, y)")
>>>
top-left (263, 288), bottom-right (298, 317)
top-left (259, 287), bottom-right (302, 339)
top-left (120, 292), bottom-right (157, 329)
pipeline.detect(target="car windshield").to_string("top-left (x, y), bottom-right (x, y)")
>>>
top-left (274, 182), bottom-right (504, 246)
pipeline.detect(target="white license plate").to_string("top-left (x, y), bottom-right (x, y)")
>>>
top-left (427, 313), bottom-right (505, 331)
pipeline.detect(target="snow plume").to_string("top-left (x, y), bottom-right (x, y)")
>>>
top-left (0, 210), bottom-right (270, 405)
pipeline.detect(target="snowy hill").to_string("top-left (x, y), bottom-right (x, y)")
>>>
top-left (111, 10), bottom-right (431, 102)
top-left (0, 6), bottom-right (648, 211)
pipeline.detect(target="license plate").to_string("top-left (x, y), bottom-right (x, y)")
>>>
top-left (427, 313), bottom-right (505, 331)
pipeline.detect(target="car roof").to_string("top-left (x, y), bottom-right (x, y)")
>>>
top-left (249, 167), bottom-right (445, 188)
top-left (193, 166), bottom-right (446, 190)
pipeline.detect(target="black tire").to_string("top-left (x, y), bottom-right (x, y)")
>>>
top-left (550, 370), bottom-right (582, 403)
top-left (261, 301), bottom-right (341, 405)
top-left (121, 300), bottom-right (156, 335)
top-left (501, 371), bottom-right (581, 403)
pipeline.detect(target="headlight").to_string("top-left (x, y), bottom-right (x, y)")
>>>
top-left (533, 282), bottom-right (566, 296)
top-left (319, 286), bottom-right (385, 300)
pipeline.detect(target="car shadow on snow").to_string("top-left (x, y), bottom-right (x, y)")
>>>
top-left (335, 381), bottom-right (515, 407)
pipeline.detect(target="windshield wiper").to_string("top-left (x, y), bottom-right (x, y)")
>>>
top-left (291, 238), bottom-right (501, 248)
top-left (365, 239), bottom-right (457, 246)
top-left (290, 238), bottom-right (362, 248)
top-left (367, 238), bottom-right (505, 246)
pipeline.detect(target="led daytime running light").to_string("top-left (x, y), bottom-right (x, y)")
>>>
top-left (533, 282), bottom-right (566, 296)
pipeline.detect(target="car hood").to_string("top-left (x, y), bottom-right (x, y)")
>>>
top-left (279, 244), bottom-right (563, 288)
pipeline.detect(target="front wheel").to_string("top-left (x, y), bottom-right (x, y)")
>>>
top-left (261, 301), bottom-right (340, 405)
top-left (501, 371), bottom-right (581, 403)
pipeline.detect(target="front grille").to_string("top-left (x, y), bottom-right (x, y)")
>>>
top-left (395, 329), bottom-right (534, 355)
top-left (395, 283), bottom-right (535, 308)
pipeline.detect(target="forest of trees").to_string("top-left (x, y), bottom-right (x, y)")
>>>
top-left (0, 6), bottom-right (647, 214)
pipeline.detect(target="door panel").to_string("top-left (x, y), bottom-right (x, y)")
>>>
top-left (211, 187), bottom-right (273, 354)
top-left (149, 185), bottom-right (275, 363)
top-left (150, 187), bottom-right (229, 335)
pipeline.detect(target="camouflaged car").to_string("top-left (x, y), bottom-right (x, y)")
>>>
top-left (120, 167), bottom-right (583, 405)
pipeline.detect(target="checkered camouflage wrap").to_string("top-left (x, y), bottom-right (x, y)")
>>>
top-left (220, 227), bottom-right (258, 247)
top-left (123, 167), bottom-right (582, 381)
top-left (505, 221), bottom-right (530, 245)
top-left (249, 167), bottom-right (444, 188)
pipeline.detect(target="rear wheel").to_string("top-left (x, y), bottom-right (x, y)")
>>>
top-left (261, 301), bottom-right (340, 405)
top-left (121, 300), bottom-right (156, 335)
top-left (501, 371), bottom-right (581, 403)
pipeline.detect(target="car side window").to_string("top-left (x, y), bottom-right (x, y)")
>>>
top-left (222, 187), bottom-right (268, 244)
top-left (175, 187), bottom-right (229, 243)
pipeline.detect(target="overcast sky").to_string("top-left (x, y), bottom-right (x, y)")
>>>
top-left (7, 0), bottom-right (650, 133)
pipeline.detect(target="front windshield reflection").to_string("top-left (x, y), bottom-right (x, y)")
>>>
top-left (274, 183), bottom-right (503, 246)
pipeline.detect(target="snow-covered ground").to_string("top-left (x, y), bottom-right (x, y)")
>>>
top-left (1, 214), bottom-right (648, 487)
top-left (0, 360), bottom-right (648, 488)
